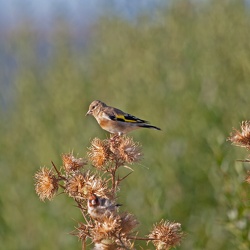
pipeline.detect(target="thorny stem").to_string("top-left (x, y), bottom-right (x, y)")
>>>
top-left (81, 211), bottom-right (92, 227)
top-left (128, 236), bottom-right (155, 241)
top-left (108, 161), bottom-right (133, 194)
top-left (74, 199), bottom-right (93, 227)
top-left (116, 235), bottom-right (131, 250)
top-left (51, 161), bottom-right (67, 180)
top-left (106, 162), bottom-right (119, 193)
top-left (111, 169), bottom-right (116, 192)
top-left (82, 241), bottom-right (86, 250)
top-left (51, 161), bottom-right (60, 175)
top-left (117, 172), bottom-right (133, 185)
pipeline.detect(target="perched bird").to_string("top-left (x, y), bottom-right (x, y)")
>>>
top-left (87, 194), bottom-right (121, 220)
top-left (86, 100), bottom-right (161, 135)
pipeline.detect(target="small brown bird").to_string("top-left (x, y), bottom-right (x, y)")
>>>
top-left (86, 100), bottom-right (161, 135)
top-left (87, 194), bottom-right (121, 220)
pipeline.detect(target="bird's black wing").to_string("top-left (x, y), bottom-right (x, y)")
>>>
top-left (105, 107), bottom-right (149, 123)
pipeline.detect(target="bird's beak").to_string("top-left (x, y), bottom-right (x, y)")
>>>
top-left (86, 110), bottom-right (91, 116)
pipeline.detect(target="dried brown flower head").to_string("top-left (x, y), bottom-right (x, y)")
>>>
top-left (91, 213), bottom-right (136, 249)
top-left (148, 220), bottom-right (183, 250)
top-left (73, 222), bottom-right (90, 241)
top-left (94, 213), bottom-right (122, 239)
top-left (109, 135), bottom-right (142, 165)
top-left (91, 215), bottom-right (121, 249)
top-left (88, 138), bottom-right (110, 169)
top-left (120, 213), bottom-right (139, 235)
top-left (84, 172), bottom-right (111, 198)
top-left (65, 173), bottom-right (86, 198)
top-left (109, 135), bottom-right (123, 155)
top-left (62, 152), bottom-right (87, 172)
top-left (118, 137), bottom-right (142, 164)
top-left (65, 171), bottom-right (111, 199)
top-left (228, 121), bottom-right (250, 149)
top-left (34, 167), bottom-right (58, 201)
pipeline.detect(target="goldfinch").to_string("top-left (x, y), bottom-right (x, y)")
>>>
top-left (87, 194), bottom-right (121, 221)
top-left (86, 100), bottom-right (161, 135)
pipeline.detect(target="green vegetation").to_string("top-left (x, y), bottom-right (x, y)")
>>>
top-left (1, 0), bottom-right (250, 249)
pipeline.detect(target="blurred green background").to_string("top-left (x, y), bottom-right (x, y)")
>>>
top-left (1, 0), bottom-right (250, 249)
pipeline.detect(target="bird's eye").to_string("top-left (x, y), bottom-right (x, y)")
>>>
top-left (91, 105), bottom-right (97, 110)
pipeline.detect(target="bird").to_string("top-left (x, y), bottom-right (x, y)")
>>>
top-left (87, 194), bottom-right (121, 220)
top-left (86, 100), bottom-right (161, 135)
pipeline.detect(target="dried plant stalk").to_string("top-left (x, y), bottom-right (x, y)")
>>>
top-left (34, 135), bottom-right (184, 249)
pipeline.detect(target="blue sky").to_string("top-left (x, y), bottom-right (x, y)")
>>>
top-left (0, 0), bottom-right (167, 29)
top-left (0, 0), bottom-right (101, 28)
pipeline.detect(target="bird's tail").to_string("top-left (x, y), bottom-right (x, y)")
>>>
top-left (139, 124), bottom-right (161, 131)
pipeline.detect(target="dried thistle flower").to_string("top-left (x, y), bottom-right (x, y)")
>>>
top-left (109, 135), bottom-right (123, 156)
top-left (88, 138), bottom-right (110, 169)
top-left (65, 171), bottom-right (111, 199)
top-left (62, 152), bottom-right (87, 172)
top-left (118, 137), bottom-right (142, 164)
top-left (92, 214), bottom-right (122, 243)
top-left (228, 121), bottom-right (250, 149)
top-left (120, 213), bottom-right (139, 235)
top-left (109, 135), bottom-right (142, 165)
top-left (65, 173), bottom-right (86, 198)
top-left (84, 172), bottom-right (112, 198)
top-left (73, 222), bottom-right (90, 241)
top-left (34, 167), bottom-right (58, 201)
top-left (98, 214), bottom-right (121, 236)
top-left (148, 220), bottom-right (183, 250)
top-left (91, 212), bottom-right (136, 249)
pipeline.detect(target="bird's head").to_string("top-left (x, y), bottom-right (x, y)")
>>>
top-left (88, 194), bottom-right (99, 208)
top-left (86, 100), bottom-right (106, 116)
